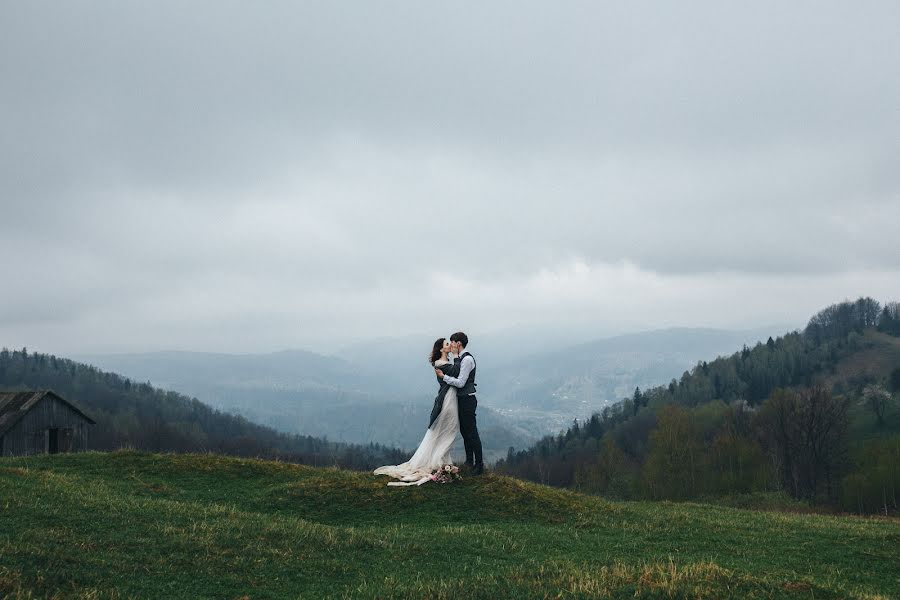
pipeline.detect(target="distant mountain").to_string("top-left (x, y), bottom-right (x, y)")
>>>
top-left (74, 348), bottom-right (538, 461)
top-left (333, 323), bottom-right (611, 384)
top-left (75, 349), bottom-right (373, 394)
top-left (480, 326), bottom-right (789, 431)
top-left (77, 326), bottom-right (791, 451)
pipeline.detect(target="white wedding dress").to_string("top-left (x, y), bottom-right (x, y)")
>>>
top-left (374, 359), bottom-right (460, 486)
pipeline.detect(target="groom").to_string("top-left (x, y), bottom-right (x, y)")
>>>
top-left (435, 331), bottom-right (484, 475)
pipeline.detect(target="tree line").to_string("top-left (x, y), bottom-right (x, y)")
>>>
top-left (497, 297), bottom-right (900, 515)
top-left (0, 348), bottom-right (407, 470)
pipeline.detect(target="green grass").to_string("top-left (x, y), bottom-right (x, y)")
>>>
top-left (832, 330), bottom-right (900, 444)
top-left (1, 451), bottom-right (898, 599)
top-left (834, 330), bottom-right (900, 385)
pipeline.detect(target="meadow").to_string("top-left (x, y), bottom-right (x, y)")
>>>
top-left (1, 451), bottom-right (897, 599)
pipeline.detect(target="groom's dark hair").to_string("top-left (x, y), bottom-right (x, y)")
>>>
top-left (450, 331), bottom-right (468, 348)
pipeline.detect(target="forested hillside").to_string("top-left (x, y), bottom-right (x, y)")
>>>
top-left (484, 326), bottom-right (784, 432)
top-left (0, 349), bottom-right (405, 469)
top-left (498, 298), bottom-right (900, 515)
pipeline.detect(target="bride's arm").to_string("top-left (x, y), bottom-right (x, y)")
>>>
top-left (439, 362), bottom-right (461, 377)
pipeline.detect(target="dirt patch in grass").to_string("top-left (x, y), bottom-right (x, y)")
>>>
top-left (0, 467), bottom-right (29, 477)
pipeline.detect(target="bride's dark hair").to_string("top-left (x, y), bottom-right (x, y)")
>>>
top-left (429, 337), bottom-right (446, 365)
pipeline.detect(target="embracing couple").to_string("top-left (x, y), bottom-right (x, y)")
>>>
top-left (374, 331), bottom-right (484, 486)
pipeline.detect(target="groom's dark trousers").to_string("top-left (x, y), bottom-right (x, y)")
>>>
top-left (457, 394), bottom-right (483, 467)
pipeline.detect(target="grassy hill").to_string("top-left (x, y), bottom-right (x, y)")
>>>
top-left (1, 452), bottom-right (897, 599)
top-left (839, 330), bottom-right (900, 442)
top-left (830, 330), bottom-right (900, 384)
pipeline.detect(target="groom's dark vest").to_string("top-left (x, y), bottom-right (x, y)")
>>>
top-left (457, 351), bottom-right (477, 397)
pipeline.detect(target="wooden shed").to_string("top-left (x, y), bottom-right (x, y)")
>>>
top-left (0, 390), bottom-right (95, 456)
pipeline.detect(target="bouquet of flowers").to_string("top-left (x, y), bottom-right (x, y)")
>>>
top-left (430, 464), bottom-right (462, 484)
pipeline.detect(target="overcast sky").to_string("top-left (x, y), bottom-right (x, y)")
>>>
top-left (2, 1), bottom-right (898, 355)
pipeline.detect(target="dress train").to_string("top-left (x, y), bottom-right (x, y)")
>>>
top-left (374, 382), bottom-right (459, 486)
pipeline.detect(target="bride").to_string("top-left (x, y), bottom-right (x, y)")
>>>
top-left (374, 338), bottom-right (460, 486)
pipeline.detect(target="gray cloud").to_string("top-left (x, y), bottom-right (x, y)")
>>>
top-left (1, 1), bottom-right (898, 354)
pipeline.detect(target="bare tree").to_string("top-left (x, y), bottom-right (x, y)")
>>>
top-left (863, 384), bottom-right (892, 426)
top-left (756, 385), bottom-right (849, 502)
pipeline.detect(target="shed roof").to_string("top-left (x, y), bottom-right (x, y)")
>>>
top-left (0, 390), bottom-right (96, 436)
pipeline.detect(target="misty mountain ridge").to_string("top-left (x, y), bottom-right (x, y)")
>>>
top-left (74, 348), bottom-right (370, 393)
top-left (75, 325), bottom-right (791, 451)
top-left (486, 325), bottom-right (794, 428)
top-left (74, 347), bottom-right (537, 460)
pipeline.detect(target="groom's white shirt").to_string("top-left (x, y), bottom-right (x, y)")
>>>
top-left (442, 348), bottom-right (474, 391)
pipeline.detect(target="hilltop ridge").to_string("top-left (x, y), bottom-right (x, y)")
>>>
top-left (1, 451), bottom-right (897, 599)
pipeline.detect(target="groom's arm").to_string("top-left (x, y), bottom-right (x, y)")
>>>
top-left (440, 355), bottom-right (474, 388)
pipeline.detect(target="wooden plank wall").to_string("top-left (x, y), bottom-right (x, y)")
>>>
top-left (1, 396), bottom-right (91, 456)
